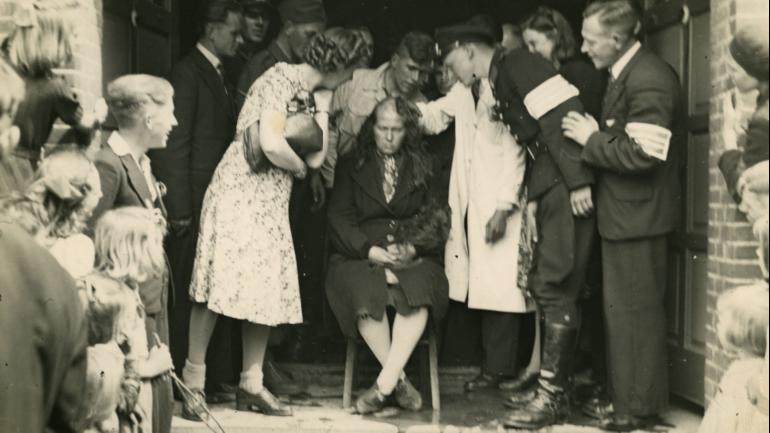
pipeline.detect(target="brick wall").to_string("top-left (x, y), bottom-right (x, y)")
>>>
top-left (0, 0), bottom-right (103, 152)
top-left (705, 0), bottom-right (769, 406)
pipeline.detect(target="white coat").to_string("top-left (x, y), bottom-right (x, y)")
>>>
top-left (418, 80), bottom-right (529, 313)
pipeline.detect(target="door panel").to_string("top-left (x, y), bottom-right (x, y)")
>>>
top-left (644, 0), bottom-right (709, 406)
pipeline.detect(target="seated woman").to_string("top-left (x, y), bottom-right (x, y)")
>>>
top-left (326, 97), bottom-right (449, 414)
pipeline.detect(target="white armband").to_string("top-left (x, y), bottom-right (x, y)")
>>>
top-left (625, 122), bottom-right (672, 161)
top-left (523, 75), bottom-right (580, 120)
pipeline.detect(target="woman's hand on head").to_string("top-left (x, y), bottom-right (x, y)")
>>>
top-left (368, 246), bottom-right (397, 266)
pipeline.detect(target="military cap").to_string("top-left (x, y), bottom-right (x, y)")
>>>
top-left (434, 21), bottom-right (496, 58)
top-left (241, 0), bottom-right (275, 18)
top-left (277, 0), bottom-right (326, 24)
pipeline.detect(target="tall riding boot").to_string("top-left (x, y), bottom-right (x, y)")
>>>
top-left (501, 323), bottom-right (578, 429)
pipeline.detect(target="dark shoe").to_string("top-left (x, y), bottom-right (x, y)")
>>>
top-left (181, 389), bottom-right (208, 422)
top-left (236, 387), bottom-right (292, 416)
top-left (499, 370), bottom-right (539, 392)
top-left (264, 360), bottom-right (304, 396)
top-left (582, 393), bottom-right (613, 420)
top-left (355, 383), bottom-right (387, 414)
top-left (464, 372), bottom-right (505, 392)
top-left (394, 377), bottom-right (422, 411)
top-left (205, 382), bottom-right (237, 404)
top-left (503, 385), bottom-right (538, 408)
top-left (599, 414), bottom-right (649, 432)
top-left (501, 386), bottom-right (570, 429)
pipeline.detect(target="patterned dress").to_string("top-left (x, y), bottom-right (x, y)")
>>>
top-left (189, 63), bottom-right (306, 325)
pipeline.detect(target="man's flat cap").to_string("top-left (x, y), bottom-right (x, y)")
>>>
top-left (277, 0), bottom-right (326, 24)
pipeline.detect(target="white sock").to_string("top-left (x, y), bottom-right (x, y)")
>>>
top-left (182, 359), bottom-right (206, 391)
top-left (239, 368), bottom-right (264, 394)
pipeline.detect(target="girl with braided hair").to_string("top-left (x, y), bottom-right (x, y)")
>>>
top-left (182, 26), bottom-right (370, 419)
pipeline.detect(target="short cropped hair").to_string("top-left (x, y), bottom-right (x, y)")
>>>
top-left (395, 31), bottom-right (436, 68)
top-left (94, 206), bottom-right (167, 285)
top-left (0, 58), bottom-right (25, 119)
top-left (197, 0), bottom-right (243, 36)
top-left (2, 8), bottom-right (75, 77)
top-left (523, 6), bottom-right (578, 63)
top-left (303, 27), bottom-right (373, 73)
top-left (106, 74), bottom-right (174, 128)
top-left (583, 0), bottom-right (642, 41)
top-left (716, 283), bottom-right (769, 357)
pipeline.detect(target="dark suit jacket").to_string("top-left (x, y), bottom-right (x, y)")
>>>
top-left (90, 142), bottom-right (171, 317)
top-left (582, 46), bottom-right (683, 241)
top-left (236, 42), bottom-right (293, 110)
top-left (0, 223), bottom-right (88, 433)
top-left (150, 48), bottom-right (236, 222)
top-left (492, 48), bottom-right (594, 199)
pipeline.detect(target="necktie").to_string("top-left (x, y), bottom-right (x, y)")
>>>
top-left (382, 155), bottom-right (398, 203)
top-left (216, 63), bottom-right (229, 96)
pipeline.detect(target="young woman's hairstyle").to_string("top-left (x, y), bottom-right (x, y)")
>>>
top-left (94, 206), bottom-right (167, 285)
top-left (0, 58), bottom-right (24, 119)
top-left (716, 282), bottom-right (769, 358)
top-left (522, 6), bottom-right (579, 63)
top-left (303, 27), bottom-right (373, 73)
top-left (0, 193), bottom-right (49, 241)
top-left (106, 74), bottom-right (174, 129)
top-left (26, 147), bottom-right (99, 240)
top-left (2, 6), bottom-right (75, 77)
top-left (83, 275), bottom-right (136, 346)
top-left (354, 97), bottom-right (432, 188)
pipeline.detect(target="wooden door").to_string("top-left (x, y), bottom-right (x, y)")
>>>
top-left (102, 0), bottom-right (178, 92)
top-left (644, 0), bottom-right (710, 406)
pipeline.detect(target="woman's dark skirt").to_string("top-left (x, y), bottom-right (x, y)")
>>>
top-left (325, 254), bottom-right (449, 337)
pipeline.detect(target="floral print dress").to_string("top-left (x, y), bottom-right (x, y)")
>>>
top-left (189, 63), bottom-right (306, 325)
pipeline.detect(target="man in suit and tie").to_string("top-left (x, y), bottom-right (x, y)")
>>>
top-left (150, 0), bottom-right (243, 405)
top-left (562, 0), bottom-right (682, 430)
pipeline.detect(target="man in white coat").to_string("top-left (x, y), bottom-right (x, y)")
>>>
top-left (417, 48), bottom-right (531, 391)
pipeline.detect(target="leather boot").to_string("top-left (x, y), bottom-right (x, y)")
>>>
top-left (501, 323), bottom-right (578, 429)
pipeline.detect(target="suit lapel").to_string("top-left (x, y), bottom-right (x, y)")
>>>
top-left (601, 47), bottom-right (646, 122)
top-left (191, 50), bottom-right (234, 122)
top-left (351, 157), bottom-right (393, 214)
top-left (118, 154), bottom-right (156, 209)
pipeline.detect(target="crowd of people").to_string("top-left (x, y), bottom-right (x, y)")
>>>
top-left (0, 0), bottom-right (767, 432)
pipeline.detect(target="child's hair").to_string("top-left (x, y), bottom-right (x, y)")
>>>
top-left (94, 206), bottom-right (167, 285)
top-left (716, 282), bottom-right (769, 357)
top-left (82, 275), bottom-right (136, 346)
top-left (0, 58), bottom-right (24, 119)
top-left (26, 146), bottom-right (101, 240)
top-left (0, 193), bottom-right (49, 242)
top-left (2, 5), bottom-right (75, 77)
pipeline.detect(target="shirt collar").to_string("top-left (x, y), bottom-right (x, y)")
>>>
top-left (107, 131), bottom-right (147, 165)
top-left (197, 42), bottom-right (221, 70)
top-left (610, 41), bottom-right (641, 79)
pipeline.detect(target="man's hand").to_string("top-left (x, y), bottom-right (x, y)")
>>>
top-left (562, 111), bottom-right (599, 146)
top-left (738, 160), bottom-right (769, 195)
top-left (368, 246), bottom-right (397, 266)
top-left (570, 186), bottom-right (594, 217)
top-left (485, 209), bottom-right (509, 244)
top-left (168, 217), bottom-right (193, 237)
top-left (309, 172), bottom-right (326, 212)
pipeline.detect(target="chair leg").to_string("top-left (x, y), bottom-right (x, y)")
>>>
top-left (343, 338), bottom-right (356, 408)
top-left (428, 327), bottom-right (440, 411)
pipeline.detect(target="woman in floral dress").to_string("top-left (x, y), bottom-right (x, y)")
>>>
top-left (181, 27), bottom-right (372, 418)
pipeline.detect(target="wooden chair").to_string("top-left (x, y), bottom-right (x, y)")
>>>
top-left (342, 324), bottom-right (440, 410)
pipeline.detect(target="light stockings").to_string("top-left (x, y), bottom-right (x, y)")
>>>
top-left (239, 322), bottom-right (271, 394)
top-left (525, 310), bottom-right (542, 375)
top-left (183, 304), bottom-right (220, 389)
top-left (357, 308), bottom-right (429, 395)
